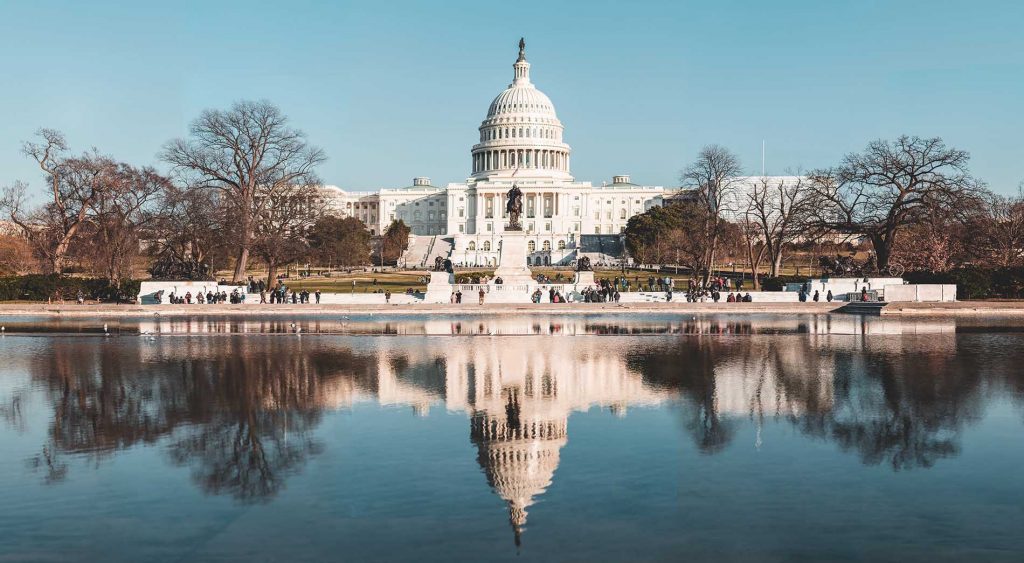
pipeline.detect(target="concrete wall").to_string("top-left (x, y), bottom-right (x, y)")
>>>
top-left (884, 284), bottom-right (957, 302)
top-left (791, 278), bottom-right (905, 302)
top-left (138, 281), bottom-right (247, 304)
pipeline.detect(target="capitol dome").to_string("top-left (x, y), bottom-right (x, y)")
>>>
top-left (471, 39), bottom-right (573, 181)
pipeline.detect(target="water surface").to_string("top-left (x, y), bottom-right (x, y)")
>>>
top-left (1, 314), bottom-right (1022, 561)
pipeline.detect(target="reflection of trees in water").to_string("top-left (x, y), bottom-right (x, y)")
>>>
top-left (28, 338), bottom-right (374, 500)
top-left (629, 338), bottom-right (736, 453)
top-left (784, 339), bottom-right (989, 470)
top-left (630, 326), bottom-right (1016, 470)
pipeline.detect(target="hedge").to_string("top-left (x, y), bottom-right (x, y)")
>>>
top-left (757, 268), bottom-right (1024, 299)
top-left (904, 267), bottom-right (1024, 300)
top-left (758, 275), bottom-right (808, 292)
top-left (0, 275), bottom-right (141, 302)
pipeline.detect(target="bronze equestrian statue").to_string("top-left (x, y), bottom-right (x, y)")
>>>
top-left (506, 184), bottom-right (523, 231)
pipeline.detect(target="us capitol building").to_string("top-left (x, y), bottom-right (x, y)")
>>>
top-left (319, 39), bottom-right (675, 268)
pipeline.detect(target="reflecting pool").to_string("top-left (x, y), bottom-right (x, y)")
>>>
top-left (1, 314), bottom-right (1023, 561)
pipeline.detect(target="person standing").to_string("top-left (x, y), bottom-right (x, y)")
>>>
top-left (315, 289), bottom-right (321, 304)
top-left (478, 288), bottom-right (485, 305)
top-left (813, 290), bottom-right (820, 302)
top-left (385, 290), bottom-right (391, 304)
top-left (827, 289), bottom-right (833, 302)
top-left (456, 290), bottom-right (463, 303)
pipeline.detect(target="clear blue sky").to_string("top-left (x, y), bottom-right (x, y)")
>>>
top-left (1, 0), bottom-right (1022, 194)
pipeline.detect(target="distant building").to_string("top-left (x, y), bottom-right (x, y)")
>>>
top-left (319, 40), bottom-right (672, 267)
top-left (319, 41), bottom-right (810, 267)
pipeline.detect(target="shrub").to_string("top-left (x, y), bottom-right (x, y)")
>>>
top-left (0, 275), bottom-right (140, 302)
top-left (904, 267), bottom-right (1024, 300)
top-left (758, 275), bottom-right (807, 292)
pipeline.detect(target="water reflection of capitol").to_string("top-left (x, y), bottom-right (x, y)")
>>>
top-left (362, 335), bottom-right (669, 543)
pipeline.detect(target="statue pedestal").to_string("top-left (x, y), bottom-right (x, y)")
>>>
top-left (493, 231), bottom-right (534, 285)
top-left (573, 271), bottom-right (596, 288)
top-left (423, 271), bottom-right (455, 304)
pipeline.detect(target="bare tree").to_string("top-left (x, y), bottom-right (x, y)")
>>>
top-left (681, 145), bottom-right (743, 282)
top-left (737, 214), bottom-right (768, 290)
top-left (971, 185), bottom-right (1024, 267)
top-left (806, 136), bottom-right (983, 270)
top-left (161, 101), bottom-right (326, 283)
top-left (742, 175), bottom-right (814, 276)
top-left (1, 130), bottom-right (119, 273)
top-left (79, 164), bottom-right (168, 285)
top-left (252, 183), bottom-right (326, 287)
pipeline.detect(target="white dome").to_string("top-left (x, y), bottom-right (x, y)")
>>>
top-left (470, 39), bottom-right (573, 181)
top-left (487, 85), bottom-right (557, 119)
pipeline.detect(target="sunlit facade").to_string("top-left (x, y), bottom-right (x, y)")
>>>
top-left (319, 41), bottom-right (672, 266)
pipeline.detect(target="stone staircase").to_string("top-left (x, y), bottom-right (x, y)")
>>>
top-left (400, 235), bottom-right (454, 269)
top-left (423, 237), bottom-right (454, 268)
top-left (400, 236), bottom-right (432, 268)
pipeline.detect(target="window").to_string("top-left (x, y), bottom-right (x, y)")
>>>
top-left (458, 225), bottom-right (464, 233)
top-left (595, 225), bottom-right (601, 234)
top-left (482, 241), bottom-right (491, 251)
top-left (594, 212), bottom-right (600, 220)
top-left (573, 207), bottom-right (580, 217)
top-left (620, 209), bottom-right (626, 219)
top-left (544, 222), bottom-right (551, 232)
top-left (468, 241), bottom-right (476, 250)
top-left (528, 240), bottom-right (536, 252)
top-left (414, 211), bottom-right (421, 220)
top-left (573, 223), bottom-right (580, 232)
top-left (486, 223), bottom-right (492, 232)
top-left (542, 240), bottom-right (551, 251)
top-left (428, 211), bottom-right (435, 220)
top-left (458, 208), bottom-right (464, 218)
top-left (557, 240), bottom-right (566, 250)
top-left (606, 211), bottom-right (612, 220)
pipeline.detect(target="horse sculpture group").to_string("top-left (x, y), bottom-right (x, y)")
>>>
top-left (817, 254), bottom-right (904, 278)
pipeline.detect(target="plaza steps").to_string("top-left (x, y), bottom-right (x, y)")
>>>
top-left (399, 235), bottom-right (455, 269)
top-left (400, 236), bottom-right (433, 268)
top-left (423, 237), bottom-right (454, 268)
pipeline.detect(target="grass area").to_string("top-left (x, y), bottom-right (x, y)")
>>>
top-left (269, 272), bottom-right (428, 293)
top-left (210, 266), bottom-right (664, 293)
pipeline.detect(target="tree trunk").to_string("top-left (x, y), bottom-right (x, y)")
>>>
top-left (232, 208), bottom-right (253, 283)
top-left (266, 262), bottom-right (278, 290)
top-left (872, 233), bottom-right (893, 271)
top-left (770, 249), bottom-right (784, 277)
top-left (232, 246), bottom-right (249, 283)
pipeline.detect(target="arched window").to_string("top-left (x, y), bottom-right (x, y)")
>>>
top-left (542, 240), bottom-right (551, 251)
top-left (557, 240), bottom-right (565, 250)
top-left (482, 241), bottom-right (491, 251)
top-left (528, 240), bottom-right (536, 253)
top-left (468, 241), bottom-right (476, 251)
